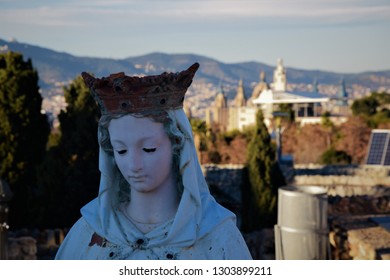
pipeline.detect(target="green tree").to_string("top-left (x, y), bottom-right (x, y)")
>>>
top-left (351, 92), bottom-right (390, 128)
top-left (0, 52), bottom-right (50, 227)
top-left (190, 118), bottom-right (209, 164)
top-left (351, 95), bottom-right (379, 116)
top-left (221, 129), bottom-right (241, 145)
top-left (243, 110), bottom-right (285, 231)
top-left (36, 75), bottom-right (100, 227)
top-left (190, 118), bottom-right (208, 151)
top-left (370, 109), bottom-right (390, 128)
top-left (278, 103), bottom-right (295, 123)
top-left (319, 147), bottom-right (351, 165)
top-left (321, 111), bottom-right (333, 128)
top-left (321, 111), bottom-right (336, 149)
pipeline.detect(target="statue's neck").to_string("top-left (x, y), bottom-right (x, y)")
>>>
top-left (122, 178), bottom-right (179, 233)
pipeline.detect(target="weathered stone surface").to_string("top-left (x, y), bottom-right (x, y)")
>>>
top-left (8, 237), bottom-right (37, 260)
top-left (348, 226), bottom-right (390, 260)
top-left (329, 215), bottom-right (390, 260)
top-left (7, 228), bottom-right (65, 259)
top-left (293, 165), bottom-right (390, 190)
top-left (380, 253), bottom-right (390, 260)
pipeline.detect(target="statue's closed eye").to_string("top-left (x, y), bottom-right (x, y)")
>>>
top-left (143, 148), bottom-right (156, 153)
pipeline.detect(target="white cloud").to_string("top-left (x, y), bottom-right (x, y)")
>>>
top-left (0, 7), bottom-right (88, 27)
top-left (1, 0), bottom-right (389, 27)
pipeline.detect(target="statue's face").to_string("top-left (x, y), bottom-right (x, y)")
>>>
top-left (108, 115), bottom-right (174, 194)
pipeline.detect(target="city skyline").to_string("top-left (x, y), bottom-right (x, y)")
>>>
top-left (0, 0), bottom-right (389, 73)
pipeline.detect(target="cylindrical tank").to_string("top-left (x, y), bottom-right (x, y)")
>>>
top-left (274, 185), bottom-right (328, 260)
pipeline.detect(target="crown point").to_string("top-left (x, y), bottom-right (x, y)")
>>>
top-left (81, 72), bottom-right (95, 88)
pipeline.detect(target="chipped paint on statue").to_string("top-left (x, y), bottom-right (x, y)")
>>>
top-left (55, 63), bottom-right (252, 260)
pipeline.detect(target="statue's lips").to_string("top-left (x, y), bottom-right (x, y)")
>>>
top-left (129, 176), bottom-right (147, 182)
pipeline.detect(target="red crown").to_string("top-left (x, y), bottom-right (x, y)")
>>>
top-left (82, 63), bottom-right (199, 115)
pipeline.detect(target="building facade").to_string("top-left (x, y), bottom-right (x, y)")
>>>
top-left (206, 58), bottom-right (348, 132)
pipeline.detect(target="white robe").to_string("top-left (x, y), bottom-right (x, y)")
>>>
top-left (55, 110), bottom-right (252, 260)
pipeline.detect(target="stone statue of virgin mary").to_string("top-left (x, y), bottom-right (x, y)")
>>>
top-left (55, 63), bottom-right (252, 260)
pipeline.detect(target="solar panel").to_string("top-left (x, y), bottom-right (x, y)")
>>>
top-left (365, 130), bottom-right (390, 166)
top-left (384, 139), bottom-right (390, 166)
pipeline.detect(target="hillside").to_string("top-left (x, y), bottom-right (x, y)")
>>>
top-left (1, 38), bottom-right (389, 92)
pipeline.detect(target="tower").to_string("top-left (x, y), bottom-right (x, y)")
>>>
top-left (205, 84), bottom-right (229, 132)
top-left (273, 58), bottom-right (287, 92)
top-left (312, 78), bottom-right (318, 94)
top-left (215, 84), bottom-right (227, 108)
top-left (233, 79), bottom-right (246, 107)
top-left (337, 77), bottom-right (348, 106)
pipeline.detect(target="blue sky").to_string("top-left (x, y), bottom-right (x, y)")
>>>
top-left (0, 0), bottom-right (389, 73)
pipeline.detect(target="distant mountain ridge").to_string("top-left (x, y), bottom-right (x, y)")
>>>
top-left (1, 38), bottom-right (389, 92)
